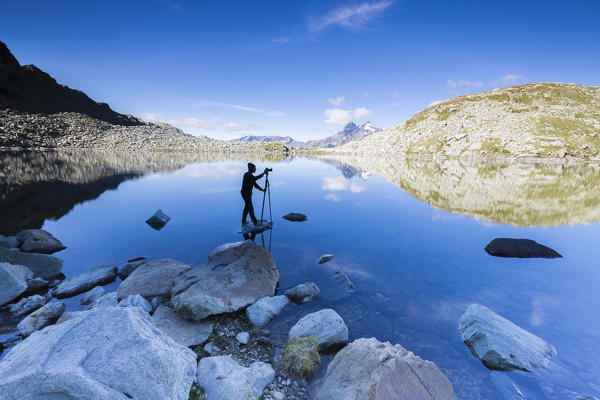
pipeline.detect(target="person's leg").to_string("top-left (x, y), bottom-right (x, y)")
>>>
top-left (242, 195), bottom-right (250, 224)
top-left (247, 197), bottom-right (258, 225)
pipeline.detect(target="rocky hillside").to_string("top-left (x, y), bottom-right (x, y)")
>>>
top-left (232, 135), bottom-right (304, 148)
top-left (337, 83), bottom-right (600, 160)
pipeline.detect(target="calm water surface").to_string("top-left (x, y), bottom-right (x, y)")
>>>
top-left (1, 151), bottom-right (599, 400)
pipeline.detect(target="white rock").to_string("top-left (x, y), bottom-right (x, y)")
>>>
top-left (80, 286), bottom-right (106, 305)
top-left (119, 294), bottom-right (152, 312)
top-left (236, 331), bottom-right (250, 345)
top-left (53, 264), bottom-right (117, 298)
top-left (118, 258), bottom-right (192, 300)
top-left (246, 295), bottom-right (290, 328)
top-left (86, 291), bottom-right (118, 310)
top-left (17, 302), bottom-right (65, 337)
top-left (0, 262), bottom-right (34, 306)
top-left (8, 294), bottom-right (50, 316)
top-left (152, 305), bottom-right (214, 347)
top-left (289, 309), bottom-right (348, 349)
top-left (0, 248), bottom-right (63, 280)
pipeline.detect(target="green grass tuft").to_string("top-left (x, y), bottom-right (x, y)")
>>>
top-left (280, 336), bottom-right (320, 378)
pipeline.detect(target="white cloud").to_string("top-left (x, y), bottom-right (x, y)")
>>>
top-left (141, 114), bottom-right (256, 133)
top-left (428, 100), bottom-right (443, 107)
top-left (325, 193), bottom-right (341, 202)
top-left (192, 100), bottom-right (284, 117)
top-left (322, 176), bottom-right (349, 191)
top-left (324, 107), bottom-right (372, 125)
top-left (350, 182), bottom-right (366, 193)
top-left (308, 0), bottom-right (393, 32)
top-left (353, 107), bottom-right (372, 119)
top-left (328, 96), bottom-right (346, 106)
top-left (447, 79), bottom-right (484, 90)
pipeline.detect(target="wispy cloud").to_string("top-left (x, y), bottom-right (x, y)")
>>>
top-left (142, 114), bottom-right (256, 133)
top-left (192, 100), bottom-right (285, 117)
top-left (324, 107), bottom-right (372, 125)
top-left (325, 193), bottom-right (341, 202)
top-left (328, 96), bottom-right (346, 106)
top-left (447, 79), bottom-right (484, 90)
top-left (308, 0), bottom-right (394, 32)
top-left (322, 176), bottom-right (367, 193)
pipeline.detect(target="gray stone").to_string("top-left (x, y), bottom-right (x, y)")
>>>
top-left (313, 337), bottom-right (456, 400)
top-left (459, 304), bottom-right (557, 371)
top-left (53, 264), bottom-right (117, 298)
top-left (8, 294), bottom-right (50, 316)
top-left (236, 331), bottom-right (250, 345)
top-left (146, 209), bottom-right (171, 230)
top-left (119, 294), bottom-right (152, 312)
top-left (16, 229), bottom-right (66, 254)
top-left (485, 238), bottom-right (562, 258)
top-left (0, 262), bottom-right (34, 306)
top-left (0, 307), bottom-right (197, 400)
top-left (289, 309), bottom-right (348, 349)
top-left (284, 282), bottom-right (320, 304)
top-left (246, 295), bottom-right (290, 328)
top-left (80, 286), bottom-right (106, 305)
top-left (282, 213), bottom-right (307, 222)
top-left (171, 241), bottom-right (279, 321)
top-left (318, 254), bottom-right (335, 264)
top-left (17, 302), bottom-right (65, 337)
top-left (152, 305), bottom-right (214, 347)
top-left (151, 296), bottom-right (163, 310)
top-left (118, 258), bottom-right (192, 300)
top-left (197, 355), bottom-right (274, 400)
top-left (0, 235), bottom-right (19, 249)
top-left (0, 248), bottom-right (63, 279)
top-left (203, 342), bottom-right (213, 354)
top-left (118, 257), bottom-right (147, 280)
top-left (86, 291), bottom-right (118, 309)
top-left (26, 276), bottom-right (48, 290)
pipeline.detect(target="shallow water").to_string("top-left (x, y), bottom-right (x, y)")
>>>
top-left (1, 151), bottom-right (599, 399)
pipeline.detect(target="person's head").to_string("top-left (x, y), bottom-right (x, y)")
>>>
top-left (247, 162), bottom-right (256, 173)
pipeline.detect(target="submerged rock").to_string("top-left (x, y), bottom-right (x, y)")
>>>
top-left (118, 258), bottom-right (192, 300)
top-left (197, 355), bottom-right (274, 400)
top-left (119, 294), bottom-right (152, 312)
top-left (246, 295), bottom-right (290, 328)
top-left (458, 304), bottom-right (557, 371)
top-left (16, 229), bottom-right (66, 254)
top-left (9, 294), bottom-right (50, 316)
top-left (151, 305), bottom-right (214, 347)
top-left (0, 307), bottom-right (197, 400)
top-left (282, 212), bottom-right (307, 222)
top-left (284, 281), bottom-right (320, 304)
top-left (146, 209), bottom-right (171, 230)
top-left (321, 269), bottom-right (355, 302)
top-left (289, 309), bottom-right (348, 350)
top-left (485, 238), bottom-right (562, 258)
top-left (53, 264), bottom-right (117, 298)
top-left (118, 257), bottom-right (147, 280)
top-left (17, 302), bottom-right (65, 337)
top-left (0, 262), bottom-right (34, 306)
top-left (80, 286), bottom-right (106, 305)
top-left (313, 337), bottom-right (457, 400)
top-left (171, 241), bottom-right (278, 321)
top-left (318, 254), bottom-right (335, 264)
top-left (0, 248), bottom-right (63, 280)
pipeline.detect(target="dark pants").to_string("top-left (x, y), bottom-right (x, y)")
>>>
top-left (242, 193), bottom-right (257, 224)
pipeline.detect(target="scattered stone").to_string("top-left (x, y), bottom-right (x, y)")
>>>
top-left (16, 229), bottom-right (66, 254)
top-left (8, 294), bottom-right (50, 316)
top-left (79, 286), bottom-right (105, 305)
top-left (485, 238), bottom-right (562, 258)
top-left (312, 337), bottom-right (457, 400)
top-left (282, 213), bottom-right (307, 222)
top-left (318, 254), bottom-right (334, 264)
top-left (152, 305), bottom-right (214, 347)
top-left (458, 304), bottom-right (557, 371)
top-left (246, 295), bottom-right (291, 329)
top-left (26, 276), bottom-right (48, 291)
top-left (0, 307), bottom-right (197, 400)
top-left (284, 282), bottom-right (320, 305)
top-left (118, 257), bottom-right (147, 280)
top-left (53, 264), bottom-right (117, 298)
top-left (0, 248), bottom-right (63, 279)
top-left (17, 302), bottom-right (65, 337)
top-left (118, 258), bottom-right (192, 300)
top-left (237, 331), bottom-right (250, 345)
top-left (197, 355), bottom-right (275, 400)
top-left (146, 209), bottom-right (171, 230)
top-left (119, 294), bottom-right (152, 312)
top-left (0, 262), bottom-right (34, 306)
top-left (289, 309), bottom-right (348, 350)
top-left (203, 342), bottom-right (213, 354)
top-left (171, 241), bottom-right (278, 321)
top-left (86, 291), bottom-right (118, 309)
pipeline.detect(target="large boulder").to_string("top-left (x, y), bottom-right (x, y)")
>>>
top-left (246, 295), bottom-right (290, 329)
top-left (53, 264), bottom-right (118, 298)
top-left (117, 258), bottom-right (192, 300)
top-left (0, 262), bottom-right (34, 306)
top-left (484, 238), bottom-right (562, 258)
top-left (0, 307), bottom-right (197, 400)
top-left (284, 281), bottom-right (320, 304)
top-left (171, 241), bottom-right (279, 321)
top-left (289, 309), bottom-right (348, 349)
top-left (152, 305), bottom-right (214, 347)
top-left (9, 294), bottom-right (50, 316)
top-left (458, 304), bottom-right (557, 371)
top-left (0, 248), bottom-right (63, 279)
top-left (313, 337), bottom-right (456, 400)
top-left (197, 355), bottom-right (274, 400)
top-left (16, 229), bottom-right (66, 254)
top-left (17, 302), bottom-right (65, 337)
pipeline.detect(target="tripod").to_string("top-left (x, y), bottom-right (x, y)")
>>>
top-left (260, 170), bottom-right (272, 224)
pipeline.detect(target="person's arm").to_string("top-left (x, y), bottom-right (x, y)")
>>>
top-left (253, 181), bottom-right (265, 191)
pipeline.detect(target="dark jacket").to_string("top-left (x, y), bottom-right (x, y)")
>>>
top-left (241, 171), bottom-right (264, 197)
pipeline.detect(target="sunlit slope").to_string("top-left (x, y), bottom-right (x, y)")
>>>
top-left (339, 83), bottom-right (600, 160)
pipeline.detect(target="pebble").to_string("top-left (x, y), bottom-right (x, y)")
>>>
top-left (236, 331), bottom-right (250, 345)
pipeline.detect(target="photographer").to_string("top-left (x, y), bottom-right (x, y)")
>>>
top-left (241, 163), bottom-right (270, 226)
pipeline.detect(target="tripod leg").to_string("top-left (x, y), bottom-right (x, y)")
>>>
top-left (267, 180), bottom-right (272, 223)
top-left (260, 175), bottom-right (268, 223)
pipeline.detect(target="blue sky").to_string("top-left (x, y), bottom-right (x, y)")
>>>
top-left (3, 1), bottom-right (599, 140)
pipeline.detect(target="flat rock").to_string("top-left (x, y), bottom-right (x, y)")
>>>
top-left (485, 238), bottom-right (562, 258)
top-left (118, 258), bottom-right (192, 300)
top-left (26, 276), bottom-right (48, 290)
top-left (8, 294), bottom-right (50, 316)
top-left (0, 248), bottom-right (63, 279)
top-left (289, 309), bottom-right (348, 349)
top-left (284, 281), bottom-right (320, 304)
top-left (282, 212), bottom-right (307, 222)
top-left (458, 304), bottom-right (557, 371)
top-left (197, 355), bottom-right (274, 400)
top-left (119, 294), bottom-right (152, 312)
top-left (53, 264), bottom-right (117, 298)
top-left (86, 291), bottom-right (118, 309)
top-left (152, 305), bottom-right (214, 347)
top-left (80, 286), bottom-right (106, 305)
top-left (246, 295), bottom-right (290, 328)
top-left (0, 262), bottom-right (34, 306)
top-left (0, 307), bottom-right (197, 400)
top-left (118, 257), bottom-right (147, 280)
top-left (146, 209), bottom-right (171, 230)
top-left (318, 254), bottom-right (335, 264)
top-left (16, 229), bottom-right (66, 254)
top-left (313, 337), bottom-right (456, 400)
top-left (171, 241), bottom-right (279, 321)
top-left (17, 301), bottom-right (65, 337)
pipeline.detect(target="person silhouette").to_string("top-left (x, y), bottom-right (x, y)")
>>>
top-left (241, 163), bottom-right (267, 226)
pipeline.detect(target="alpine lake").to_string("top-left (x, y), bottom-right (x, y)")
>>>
top-left (1, 150), bottom-right (599, 400)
